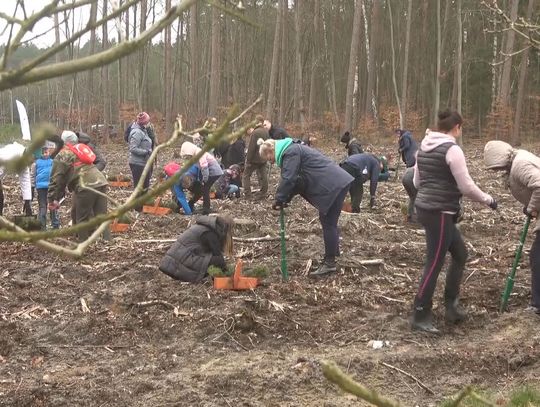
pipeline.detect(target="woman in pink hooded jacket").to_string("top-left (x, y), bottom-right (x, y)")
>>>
top-left (411, 110), bottom-right (498, 333)
top-left (180, 141), bottom-right (223, 214)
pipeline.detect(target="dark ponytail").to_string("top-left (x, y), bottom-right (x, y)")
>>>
top-left (437, 109), bottom-right (463, 133)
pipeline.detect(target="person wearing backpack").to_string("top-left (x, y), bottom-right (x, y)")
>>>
top-left (31, 146), bottom-right (59, 230)
top-left (48, 131), bottom-right (109, 241)
top-left (76, 131), bottom-right (107, 171)
top-left (128, 112), bottom-right (154, 211)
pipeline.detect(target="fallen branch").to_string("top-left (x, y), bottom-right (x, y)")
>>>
top-left (321, 360), bottom-right (401, 407)
top-left (380, 361), bottom-right (434, 395)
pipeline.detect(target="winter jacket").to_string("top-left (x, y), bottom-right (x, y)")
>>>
top-left (268, 125), bottom-right (289, 140)
top-left (398, 131), bottom-right (418, 167)
top-left (159, 216), bottom-right (227, 282)
top-left (218, 138), bottom-right (246, 169)
top-left (346, 139), bottom-right (364, 156)
top-left (341, 153), bottom-right (381, 197)
top-left (34, 157), bottom-right (53, 189)
top-left (128, 123), bottom-right (153, 166)
top-left (48, 147), bottom-right (108, 202)
top-left (275, 139), bottom-right (354, 215)
top-left (0, 142), bottom-right (32, 200)
top-left (246, 127), bottom-right (268, 165)
top-left (170, 164), bottom-right (202, 215)
top-left (180, 141), bottom-right (223, 182)
top-left (413, 130), bottom-right (491, 213)
top-left (485, 140), bottom-right (540, 232)
top-left (77, 132), bottom-right (107, 171)
top-left (214, 168), bottom-right (241, 198)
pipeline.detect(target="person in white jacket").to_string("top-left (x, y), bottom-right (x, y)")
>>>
top-left (0, 141), bottom-right (32, 216)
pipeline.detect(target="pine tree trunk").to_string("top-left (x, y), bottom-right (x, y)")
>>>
top-left (266, 0), bottom-right (283, 119)
top-left (344, 0), bottom-right (362, 131)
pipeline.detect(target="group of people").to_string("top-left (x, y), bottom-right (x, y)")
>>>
top-left (1, 107), bottom-right (538, 334)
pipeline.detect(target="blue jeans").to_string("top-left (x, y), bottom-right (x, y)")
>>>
top-left (37, 188), bottom-right (59, 230)
top-left (227, 184), bottom-right (239, 197)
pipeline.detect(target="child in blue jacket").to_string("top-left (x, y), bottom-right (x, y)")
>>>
top-left (163, 162), bottom-right (202, 215)
top-left (32, 147), bottom-right (60, 230)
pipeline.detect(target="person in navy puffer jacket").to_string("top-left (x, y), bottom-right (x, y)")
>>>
top-left (32, 147), bottom-right (59, 230)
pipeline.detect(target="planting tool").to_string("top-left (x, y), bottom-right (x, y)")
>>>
top-left (279, 208), bottom-right (289, 281)
top-left (500, 215), bottom-right (531, 312)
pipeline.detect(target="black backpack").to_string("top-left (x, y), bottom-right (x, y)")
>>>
top-left (124, 122), bottom-right (133, 143)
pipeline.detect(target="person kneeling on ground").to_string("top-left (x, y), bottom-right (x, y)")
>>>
top-left (163, 161), bottom-right (202, 216)
top-left (340, 131), bottom-right (364, 156)
top-left (377, 155), bottom-right (390, 182)
top-left (159, 215), bottom-right (234, 283)
top-left (340, 153), bottom-right (382, 213)
top-left (259, 138), bottom-right (353, 277)
top-left (180, 141), bottom-right (223, 215)
top-left (214, 164), bottom-right (241, 199)
top-left (484, 140), bottom-right (540, 316)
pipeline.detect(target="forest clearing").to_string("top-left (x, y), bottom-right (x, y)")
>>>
top-left (0, 0), bottom-right (539, 406)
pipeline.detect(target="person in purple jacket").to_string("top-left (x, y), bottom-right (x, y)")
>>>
top-left (411, 110), bottom-right (498, 333)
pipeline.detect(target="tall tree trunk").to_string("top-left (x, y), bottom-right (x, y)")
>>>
top-left (401, 0), bottom-right (412, 126)
top-left (54, 13), bottom-right (62, 129)
top-left (164, 0), bottom-right (172, 134)
top-left (188, 4), bottom-right (198, 121)
top-left (308, 0), bottom-right (320, 120)
top-left (87, 1), bottom-right (98, 126)
top-left (293, 0), bottom-right (306, 129)
top-left (101, 0), bottom-right (110, 143)
top-left (498, 0), bottom-right (519, 106)
top-left (512, 0), bottom-right (535, 145)
top-left (344, 0), bottom-right (362, 131)
top-left (266, 0), bottom-right (283, 119)
top-left (322, 4), bottom-right (338, 123)
top-left (278, 0), bottom-right (287, 124)
top-left (387, 0), bottom-right (402, 128)
top-left (364, 0), bottom-right (379, 119)
top-left (137, 0), bottom-right (148, 110)
top-left (208, 6), bottom-right (221, 117)
top-left (433, 0), bottom-right (441, 125)
top-left (456, 0), bottom-right (463, 115)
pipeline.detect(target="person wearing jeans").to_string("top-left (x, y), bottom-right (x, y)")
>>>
top-left (412, 110), bottom-right (497, 333)
top-left (258, 137), bottom-right (353, 277)
top-left (128, 112), bottom-right (153, 211)
top-left (484, 140), bottom-right (540, 316)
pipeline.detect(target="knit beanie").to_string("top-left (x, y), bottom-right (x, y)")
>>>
top-left (61, 130), bottom-right (78, 145)
top-left (137, 112), bottom-right (151, 126)
top-left (340, 131), bottom-right (351, 144)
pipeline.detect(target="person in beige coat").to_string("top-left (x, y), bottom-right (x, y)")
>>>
top-left (484, 140), bottom-right (540, 315)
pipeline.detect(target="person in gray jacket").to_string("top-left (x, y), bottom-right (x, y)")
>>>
top-left (159, 215), bottom-right (234, 283)
top-left (485, 140), bottom-right (540, 316)
top-left (259, 138), bottom-right (353, 277)
top-left (128, 112), bottom-right (153, 211)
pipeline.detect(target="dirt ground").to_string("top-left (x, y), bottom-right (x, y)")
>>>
top-left (1, 138), bottom-right (539, 406)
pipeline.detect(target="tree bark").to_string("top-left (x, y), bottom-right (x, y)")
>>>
top-left (308, 0), bottom-right (320, 120)
top-left (137, 0), bottom-right (148, 110)
top-left (188, 4), bottom-right (198, 121)
top-left (266, 0), bottom-right (282, 120)
top-left (498, 0), bottom-right (519, 106)
top-left (208, 6), bottom-right (221, 117)
top-left (401, 0), bottom-right (412, 126)
top-left (293, 0), bottom-right (306, 129)
top-left (364, 0), bottom-right (379, 119)
top-left (101, 0), bottom-right (110, 143)
top-left (512, 0), bottom-right (535, 145)
top-left (387, 0), bottom-right (402, 129)
top-left (344, 0), bottom-right (362, 131)
top-left (164, 0), bottom-right (172, 134)
top-left (433, 0), bottom-right (441, 125)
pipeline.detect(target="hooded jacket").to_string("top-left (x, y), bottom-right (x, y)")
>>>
top-left (275, 139), bottom-right (354, 215)
top-left (246, 127), bottom-right (268, 165)
top-left (159, 216), bottom-right (227, 282)
top-left (268, 124), bottom-right (289, 140)
top-left (168, 164), bottom-right (201, 215)
top-left (180, 141), bottom-right (223, 182)
top-left (341, 153), bottom-right (381, 197)
top-left (77, 132), bottom-right (107, 172)
top-left (128, 123), bottom-right (153, 166)
top-left (413, 130), bottom-right (491, 212)
top-left (485, 140), bottom-right (540, 232)
top-left (398, 131), bottom-right (418, 167)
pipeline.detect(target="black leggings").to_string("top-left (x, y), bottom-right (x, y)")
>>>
top-left (319, 186), bottom-right (349, 259)
top-left (529, 232), bottom-right (540, 308)
top-left (414, 208), bottom-right (468, 309)
top-left (130, 163), bottom-right (153, 211)
top-left (189, 175), bottom-right (220, 215)
top-left (0, 181), bottom-right (3, 216)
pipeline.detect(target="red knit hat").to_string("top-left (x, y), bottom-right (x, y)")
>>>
top-left (137, 112), bottom-right (150, 126)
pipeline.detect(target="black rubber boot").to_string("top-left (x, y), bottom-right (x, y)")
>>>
top-left (309, 257), bottom-right (337, 278)
top-left (444, 298), bottom-right (467, 324)
top-left (411, 307), bottom-right (440, 334)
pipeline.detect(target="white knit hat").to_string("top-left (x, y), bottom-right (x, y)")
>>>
top-left (61, 130), bottom-right (78, 145)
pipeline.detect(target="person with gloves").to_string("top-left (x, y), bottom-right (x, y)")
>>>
top-left (340, 153), bottom-right (382, 213)
top-left (76, 131), bottom-right (107, 172)
top-left (159, 215), bottom-right (234, 283)
top-left (411, 110), bottom-right (497, 334)
top-left (128, 112), bottom-right (154, 211)
top-left (340, 131), bottom-right (363, 156)
top-left (180, 141), bottom-right (223, 215)
top-left (484, 140), bottom-right (540, 316)
top-left (48, 130), bottom-right (109, 241)
top-left (259, 138), bottom-right (353, 277)
top-left (0, 141), bottom-right (33, 217)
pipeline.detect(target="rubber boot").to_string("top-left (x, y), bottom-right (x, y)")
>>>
top-left (444, 297), bottom-right (467, 324)
top-left (309, 257), bottom-right (337, 278)
top-left (411, 307), bottom-right (440, 334)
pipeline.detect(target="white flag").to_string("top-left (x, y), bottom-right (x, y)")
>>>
top-left (15, 100), bottom-right (31, 141)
